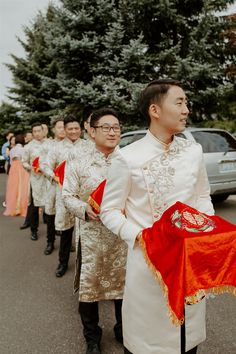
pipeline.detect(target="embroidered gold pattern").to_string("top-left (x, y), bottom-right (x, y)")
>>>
top-left (63, 146), bottom-right (127, 301)
top-left (144, 138), bottom-right (193, 221)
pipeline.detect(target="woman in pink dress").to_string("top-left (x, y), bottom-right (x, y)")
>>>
top-left (4, 135), bottom-right (29, 217)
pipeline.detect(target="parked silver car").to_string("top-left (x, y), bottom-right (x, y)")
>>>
top-left (120, 128), bottom-right (236, 202)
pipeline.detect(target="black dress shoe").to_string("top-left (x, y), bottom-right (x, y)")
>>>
top-left (86, 343), bottom-right (101, 354)
top-left (31, 231), bottom-right (38, 241)
top-left (55, 264), bottom-right (68, 277)
top-left (44, 243), bottom-right (54, 255)
top-left (20, 223), bottom-right (30, 230)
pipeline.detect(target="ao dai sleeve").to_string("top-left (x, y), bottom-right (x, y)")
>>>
top-left (100, 152), bottom-right (142, 249)
top-left (40, 144), bottom-right (57, 180)
top-left (21, 144), bottom-right (31, 171)
top-left (62, 160), bottom-right (88, 220)
top-left (195, 146), bottom-right (214, 216)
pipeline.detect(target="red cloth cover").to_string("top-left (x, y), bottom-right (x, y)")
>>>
top-left (53, 160), bottom-right (66, 186)
top-left (88, 179), bottom-right (106, 214)
top-left (140, 201), bottom-right (236, 326)
top-left (32, 157), bottom-right (41, 174)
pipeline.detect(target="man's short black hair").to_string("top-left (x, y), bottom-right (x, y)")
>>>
top-left (15, 134), bottom-right (25, 145)
top-left (90, 108), bottom-right (119, 127)
top-left (64, 114), bottom-right (80, 127)
top-left (50, 115), bottom-right (64, 128)
top-left (31, 122), bottom-right (43, 130)
top-left (139, 79), bottom-right (182, 124)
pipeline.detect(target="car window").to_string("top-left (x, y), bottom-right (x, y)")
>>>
top-left (132, 133), bottom-right (145, 142)
top-left (120, 135), bottom-right (135, 148)
top-left (120, 133), bottom-right (145, 148)
top-left (175, 133), bottom-right (187, 139)
top-left (191, 131), bottom-right (236, 153)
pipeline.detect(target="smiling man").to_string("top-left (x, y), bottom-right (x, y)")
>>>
top-left (62, 108), bottom-right (127, 354)
top-left (100, 79), bottom-right (214, 354)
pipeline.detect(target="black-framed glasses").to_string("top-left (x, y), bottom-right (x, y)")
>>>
top-left (92, 124), bottom-right (122, 133)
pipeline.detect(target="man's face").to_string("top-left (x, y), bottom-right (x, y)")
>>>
top-left (152, 86), bottom-right (189, 134)
top-left (64, 122), bottom-right (81, 142)
top-left (53, 121), bottom-right (65, 140)
top-left (32, 126), bottom-right (44, 141)
top-left (90, 115), bottom-right (121, 151)
top-left (24, 132), bottom-right (33, 143)
top-left (41, 124), bottom-right (49, 138)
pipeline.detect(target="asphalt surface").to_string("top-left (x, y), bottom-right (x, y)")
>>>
top-left (0, 173), bottom-right (235, 354)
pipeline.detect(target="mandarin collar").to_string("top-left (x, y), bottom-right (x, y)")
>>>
top-left (33, 138), bottom-right (46, 144)
top-left (145, 130), bottom-right (177, 151)
top-left (93, 145), bottom-right (119, 163)
top-left (64, 137), bottom-right (81, 145)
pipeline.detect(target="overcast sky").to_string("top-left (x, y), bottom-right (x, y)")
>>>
top-left (0, 0), bottom-right (59, 103)
top-left (0, 0), bottom-right (236, 104)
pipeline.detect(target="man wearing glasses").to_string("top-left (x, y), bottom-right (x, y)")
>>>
top-left (62, 108), bottom-right (127, 354)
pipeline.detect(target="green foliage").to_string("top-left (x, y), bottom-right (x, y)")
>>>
top-left (0, 102), bottom-right (25, 143)
top-left (1, 0), bottom-right (235, 132)
top-left (200, 119), bottom-right (236, 134)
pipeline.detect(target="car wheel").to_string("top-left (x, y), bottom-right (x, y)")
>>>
top-left (211, 194), bottom-right (229, 203)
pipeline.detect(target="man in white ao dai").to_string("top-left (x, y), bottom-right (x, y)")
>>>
top-left (100, 79), bottom-right (214, 354)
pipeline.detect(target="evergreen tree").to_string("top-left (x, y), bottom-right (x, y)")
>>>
top-left (5, 0), bottom-right (236, 129)
top-left (42, 0), bottom-right (150, 123)
top-left (43, 0), bottom-right (235, 124)
top-left (119, 0), bottom-right (236, 122)
top-left (0, 102), bottom-right (24, 139)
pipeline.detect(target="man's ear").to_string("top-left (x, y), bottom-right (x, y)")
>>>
top-left (149, 104), bottom-right (160, 119)
top-left (90, 127), bottom-right (96, 139)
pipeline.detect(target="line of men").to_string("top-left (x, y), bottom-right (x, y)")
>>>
top-left (21, 109), bottom-right (126, 354)
top-left (20, 79), bottom-right (214, 354)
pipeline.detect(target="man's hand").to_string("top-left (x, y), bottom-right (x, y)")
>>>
top-left (85, 204), bottom-right (100, 221)
top-left (135, 231), bottom-right (142, 243)
top-left (53, 175), bottom-right (60, 184)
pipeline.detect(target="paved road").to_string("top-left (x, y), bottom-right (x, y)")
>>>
top-left (0, 173), bottom-right (235, 354)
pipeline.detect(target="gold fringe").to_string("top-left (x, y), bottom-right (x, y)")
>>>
top-left (88, 196), bottom-right (100, 213)
top-left (139, 236), bottom-right (184, 327)
top-left (186, 285), bottom-right (236, 304)
top-left (139, 236), bottom-right (236, 326)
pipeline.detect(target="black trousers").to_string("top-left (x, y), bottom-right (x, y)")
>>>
top-left (23, 204), bottom-right (31, 225)
top-left (58, 227), bottom-right (73, 266)
top-left (79, 299), bottom-right (122, 345)
top-left (28, 201), bottom-right (39, 232)
top-left (124, 322), bottom-right (198, 354)
top-left (45, 214), bottom-right (55, 244)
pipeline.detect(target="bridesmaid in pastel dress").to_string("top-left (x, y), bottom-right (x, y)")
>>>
top-left (4, 135), bottom-right (29, 217)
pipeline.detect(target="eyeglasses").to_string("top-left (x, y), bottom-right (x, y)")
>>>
top-left (92, 124), bottom-right (121, 133)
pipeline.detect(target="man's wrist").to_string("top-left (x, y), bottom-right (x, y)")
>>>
top-left (136, 231), bottom-right (142, 242)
